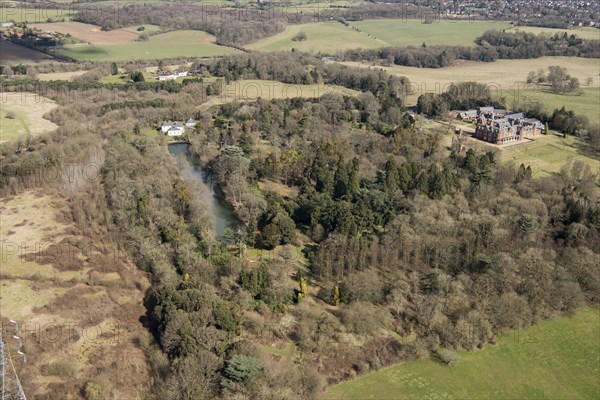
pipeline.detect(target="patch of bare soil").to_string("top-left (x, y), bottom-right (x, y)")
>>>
top-left (30, 22), bottom-right (139, 45)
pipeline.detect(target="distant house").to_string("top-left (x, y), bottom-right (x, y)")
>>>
top-left (156, 71), bottom-right (188, 81)
top-left (157, 74), bottom-right (177, 81)
top-left (185, 118), bottom-right (196, 127)
top-left (160, 121), bottom-right (193, 137)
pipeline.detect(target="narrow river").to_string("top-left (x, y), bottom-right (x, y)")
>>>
top-left (168, 143), bottom-right (238, 241)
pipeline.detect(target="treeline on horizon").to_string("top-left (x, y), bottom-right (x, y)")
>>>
top-left (337, 30), bottom-right (600, 68)
top-left (66, 0), bottom-right (600, 48)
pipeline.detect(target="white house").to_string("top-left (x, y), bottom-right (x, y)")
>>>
top-left (161, 121), bottom-right (186, 136)
top-left (185, 118), bottom-right (196, 127)
top-left (157, 74), bottom-right (177, 81)
top-left (167, 126), bottom-right (185, 136)
top-left (156, 71), bottom-right (188, 81)
top-left (160, 121), bottom-right (175, 133)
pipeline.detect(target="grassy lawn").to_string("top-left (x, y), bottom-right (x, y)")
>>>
top-left (202, 79), bottom-right (360, 108)
top-left (245, 244), bottom-right (308, 266)
top-left (325, 308), bottom-right (600, 400)
top-left (101, 71), bottom-right (201, 84)
top-left (100, 73), bottom-right (161, 84)
top-left (504, 87), bottom-right (600, 124)
top-left (142, 128), bottom-right (159, 138)
top-left (499, 134), bottom-right (599, 177)
top-left (506, 26), bottom-right (600, 41)
top-left (351, 20), bottom-right (512, 47)
top-left (0, 92), bottom-right (58, 143)
top-left (246, 22), bottom-right (383, 53)
top-left (0, 105), bottom-right (30, 142)
top-left (57, 30), bottom-right (240, 61)
top-left (259, 342), bottom-right (297, 360)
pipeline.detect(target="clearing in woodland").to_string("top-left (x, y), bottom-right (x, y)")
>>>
top-left (0, 92), bottom-right (59, 142)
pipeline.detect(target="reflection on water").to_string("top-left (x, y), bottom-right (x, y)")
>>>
top-left (168, 143), bottom-right (238, 241)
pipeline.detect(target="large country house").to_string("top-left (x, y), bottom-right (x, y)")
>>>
top-left (457, 107), bottom-right (545, 145)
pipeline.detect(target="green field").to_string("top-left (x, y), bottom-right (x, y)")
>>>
top-left (325, 308), bottom-right (600, 400)
top-left (247, 20), bottom-right (513, 52)
top-left (500, 134), bottom-right (599, 177)
top-left (246, 22), bottom-right (383, 53)
top-left (351, 19), bottom-right (512, 47)
top-left (505, 87), bottom-right (600, 124)
top-left (507, 26), bottom-right (600, 41)
top-left (57, 30), bottom-right (240, 61)
top-left (202, 79), bottom-right (360, 109)
top-left (0, 7), bottom-right (73, 23)
top-left (0, 105), bottom-right (29, 142)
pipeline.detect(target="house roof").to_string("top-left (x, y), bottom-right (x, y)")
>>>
top-left (172, 122), bottom-right (184, 127)
top-left (161, 121), bottom-right (173, 127)
top-left (186, 118), bottom-right (196, 123)
top-left (507, 113), bottom-right (524, 119)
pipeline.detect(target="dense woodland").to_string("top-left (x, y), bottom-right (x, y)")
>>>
top-left (1, 50), bottom-right (599, 399)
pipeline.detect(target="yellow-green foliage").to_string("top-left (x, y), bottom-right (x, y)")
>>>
top-left (298, 276), bottom-right (307, 300)
top-left (333, 285), bottom-right (341, 306)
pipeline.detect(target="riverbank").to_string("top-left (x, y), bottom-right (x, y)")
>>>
top-left (167, 142), bottom-right (238, 240)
